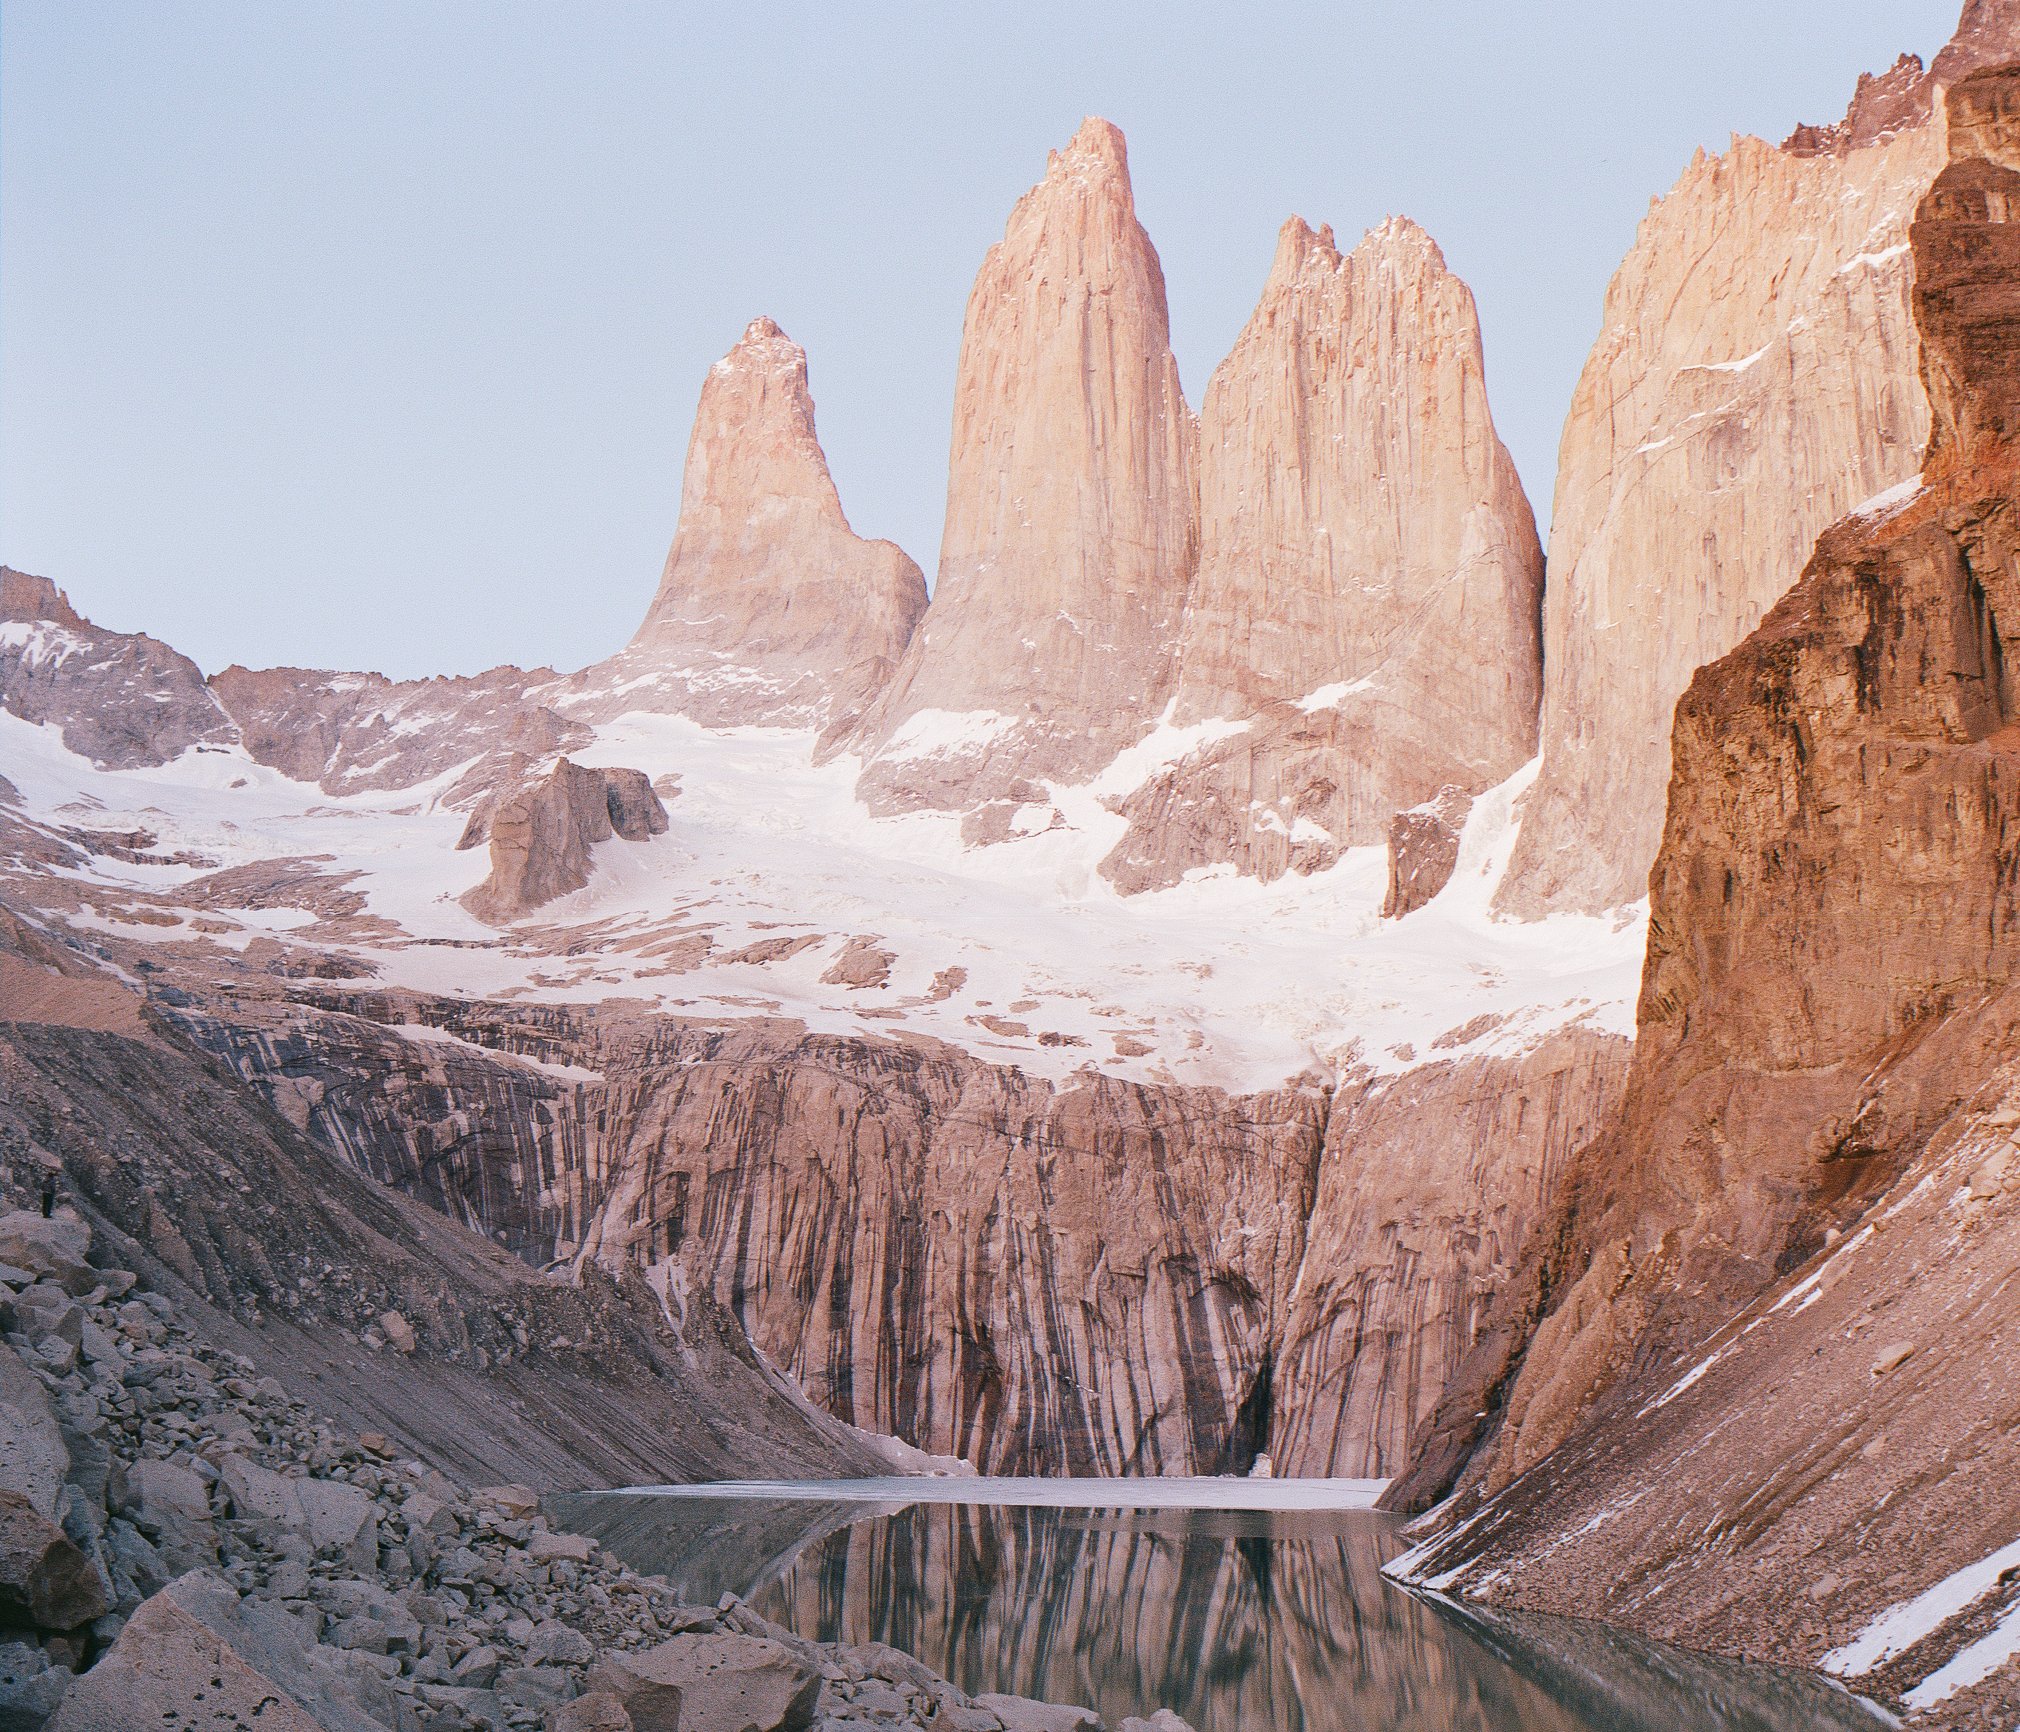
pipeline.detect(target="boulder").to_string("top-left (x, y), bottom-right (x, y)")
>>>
top-left (0, 1491), bottom-right (108, 1631)
top-left (473, 1484), bottom-right (540, 1519)
top-left (0, 1344), bottom-right (69, 1518)
top-left (590, 1631), bottom-right (820, 1732)
top-left (0, 1216), bottom-right (93, 1298)
top-left (0, 1639), bottom-right (71, 1731)
top-left (973, 1695), bottom-right (1102, 1732)
top-left (549, 1693), bottom-right (635, 1732)
top-left (217, 1457), bottom-right (375, 1568)
top-left (1119, 1715), bottom-right (1197, 1732)
top-left (44, 1586), bottom-right (322, 1732)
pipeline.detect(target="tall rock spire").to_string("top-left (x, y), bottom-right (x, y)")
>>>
top-left (841, 117), bottom-right (1199, 814)
top-left (1100, 213), bottom-right (1544, 894)
top-left (568, 317), bottom-right (926, 730)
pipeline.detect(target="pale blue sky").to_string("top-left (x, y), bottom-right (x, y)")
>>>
top-left (1, 1), bottom-right (1964, 679)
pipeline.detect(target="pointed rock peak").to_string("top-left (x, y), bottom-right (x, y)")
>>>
top-left (712, 315), bottom-right (807, 381)
top-left (1047, 115), bottom-right (1130, 185)
top-left (1268, 216), bottom-right (1343, 285)
top-left (0, 569), bottom-right (83, 628)
top-left (1355, 214), bottom-right (1446, 271)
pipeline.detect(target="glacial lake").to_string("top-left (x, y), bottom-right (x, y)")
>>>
top-left (550, 1479), bottom-right (1894, 1732)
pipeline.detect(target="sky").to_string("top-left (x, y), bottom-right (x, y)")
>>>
top-left (1, 1), bottom-right (1967, 681)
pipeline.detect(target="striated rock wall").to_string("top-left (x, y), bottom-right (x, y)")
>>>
top-left (843, 119), bottom-right (1198, 813)
top-left (1102, 217), bottom-right (1542, 893)
top-left (1271, 1031), bottom-right (1630, 1479)
top-left (168, 975), bottom-right (1628, 1482)
top-left (566, 318), bottom-right (927, 732)
top-left (1, 569), bottom-right (235, 770)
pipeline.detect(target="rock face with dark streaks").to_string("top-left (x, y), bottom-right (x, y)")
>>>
top-left (567, 317), bottom-right (928, 732)
top-left (460, 758), bottom-right (669, 922)
top-left (1270, 1031), bottom-right (1630, 1479)
top-left (842, 118), bottom-right (1199, 813)
top-left (1, 570), bottom-right (235, 770)
top-left (1385, 66), bottom-right (2020, 1719)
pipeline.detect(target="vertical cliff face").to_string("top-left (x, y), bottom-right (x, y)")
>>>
top-left (570, 318), bottom-right (927, 731)
top-left (1270, 1032), bottom-right (1629, 1479)
top-left (1101, 216), bottom-right (1542, 892)
top-left (844, 119), bottom-right (1198, 813)
top-left (1495, 34), bottom-right (2000, 918)
top-left (1388, 66), bottom-right (2020, 1707)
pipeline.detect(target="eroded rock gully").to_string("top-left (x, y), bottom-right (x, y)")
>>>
top-left (153, 972), bottom-right (1626, 1484)
top-left (1386, 63), bottom-right (2020, 1727)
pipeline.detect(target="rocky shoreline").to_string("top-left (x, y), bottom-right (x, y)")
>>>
top-left (0, 1203), bottom-right (1181, 1732)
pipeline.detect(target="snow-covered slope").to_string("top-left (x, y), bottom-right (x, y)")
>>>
top-left (0, 704), bottom-right (1641, 1092)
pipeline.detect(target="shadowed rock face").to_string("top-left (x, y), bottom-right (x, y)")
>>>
top-left (843, 118), bottom-right (1199, 813)
top-left (460, 757), bottom-right (669, 922)
top-left (1496, 3), bottom-right (2020, 921)
top-left (1384, 65), bottom-right (2020, 1719)
top-left (566, 318), bottom-right (927, 733)
top-left (1101, 217), bottom-right (1542, 894)
top-left (1, 569), bottom-right (234, 770)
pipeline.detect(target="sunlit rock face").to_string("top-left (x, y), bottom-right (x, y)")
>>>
top-left (567, 317), bottom-right (927, 732)
top-left (1101, 216), bottom-right (1543, 894)
top-left (841, 118), bottom-right (1199, 814)
top-left (1496, 72), bottom-right (1967, 917)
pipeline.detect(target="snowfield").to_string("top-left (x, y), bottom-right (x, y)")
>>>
top-left (0, 706), bottom-right (1644, 1091)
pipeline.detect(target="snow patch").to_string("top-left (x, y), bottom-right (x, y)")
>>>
top-left (1822, 1534), bottom-right (2020, 1676)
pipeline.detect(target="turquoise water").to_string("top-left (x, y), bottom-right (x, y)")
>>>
top-left (552, 1489), bottom-right (1894, 1732)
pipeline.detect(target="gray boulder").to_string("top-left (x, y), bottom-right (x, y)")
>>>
top-left (0, 1492), bottom-right (107, 1632)
top-left (973, 1696), bottom-right (1103, 1732)
top-left (590, 1631), bottom-right (821, 1732)
top-left (0, 1345), bottom-right (69, 1518)
top-left (0, 1639), bottom-right (71, 1731)
top-left (0, 1218), bottom-right (94, 1299)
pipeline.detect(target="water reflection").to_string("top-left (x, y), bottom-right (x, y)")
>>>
top-left (553, 1493), bottom-right (1893, 1732)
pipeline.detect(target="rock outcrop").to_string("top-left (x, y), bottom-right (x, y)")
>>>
top-left (460, 757), bottom-right (669, 923)
top-left (1386, 62), bottom-right (2020, 1723)
top-left (842, 119), bottom-right (1198, 813)
top-left (1381, 787), bottom-right (1473, 918)
top-left (1496, 4), bottom-right (2020, 920)
top-left (566, 318), bottom-right (928, 732)
top-left (0, 570), bottom-right (234, 770)
top-left (1101, 217), bottom-right (1543, 893)
top-left (210, 662), bottom-right (588, 800)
